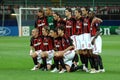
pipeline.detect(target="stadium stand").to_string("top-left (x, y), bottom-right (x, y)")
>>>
top-left (0, 0), bottom-right (120, 20)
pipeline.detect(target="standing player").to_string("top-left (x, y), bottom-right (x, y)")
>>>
top-left (35, 9), bottom-right (48, 36)
top-left (45, 7), bottom-right (55, 30)
top-left (80, 7), bottom-right (92, 72)
top-left (74, 8), bottom-right (89, 71)
top-left (89, 11), bottom-right (105, 73)
top-left (64, 8), bottom-right (76, 37)
top-left (53, 12), bottom-right (66, 28)
top-left (29, 28), bottom-right (43, 70)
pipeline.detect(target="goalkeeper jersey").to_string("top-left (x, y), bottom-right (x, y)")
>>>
top-left (47, 16), bottom-right (55, 29)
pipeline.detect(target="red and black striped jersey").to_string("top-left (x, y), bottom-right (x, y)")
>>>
top-left (65, 17), bottom-right (76, 37)
top-left (30, 36), bottom-right (43, 51)
top-left (90, 19), bottom-right (100, 36)
top-left (42, 36), bottom-right (54, 51)
top-left (35, 16), bottom-right (48, 36)
top-left (56, 19), bottom-right (66, 28)
top-left (75, 17), bottom-right (83, 35)
top-left (54, 37), bottom-right (64, 51)
top-left (61, 34), bottom-right (74, 50)
top-left (83, 17), bottom-right (91, 33)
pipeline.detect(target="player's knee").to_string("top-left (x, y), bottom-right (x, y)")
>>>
top-left (32, 53), bottom-right (37, 58)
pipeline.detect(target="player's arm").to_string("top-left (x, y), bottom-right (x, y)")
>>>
top-left (91, 31), bottom-right (102, 45)
top-left (92, 17), bottom-right (103, 24)
top-left (29, 46), bottom-right (35, 55)
top-left (63, 46), bottom-right (74, 53)
top-left (63, 37), bottom-right (74, 53)
top-left (29, 38), bottom-right (35, 55)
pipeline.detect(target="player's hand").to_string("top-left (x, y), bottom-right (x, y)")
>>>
top-left (29, 50), bottom-right (33, 56)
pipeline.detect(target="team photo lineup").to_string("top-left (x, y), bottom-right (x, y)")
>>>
top-left (29, 7), bottom-right (105, 74)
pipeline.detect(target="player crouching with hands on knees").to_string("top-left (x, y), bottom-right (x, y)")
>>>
top-left (49, 28), bottom-right (67, 73)
top-left (57, 26), bottom-right (76, 73)
top-left (39, 26), bottom-right (54, 71)
top-left (29, 28), bottom-right (43, 70)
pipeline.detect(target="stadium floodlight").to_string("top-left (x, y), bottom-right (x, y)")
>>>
top-left (18, 7), bottom-right (39, 37)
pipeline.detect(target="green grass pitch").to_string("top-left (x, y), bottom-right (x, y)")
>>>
top-left (0, 35), bottom-right (120, 80)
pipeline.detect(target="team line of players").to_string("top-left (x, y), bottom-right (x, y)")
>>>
top-left (29, 7), bottom-right (105, 73)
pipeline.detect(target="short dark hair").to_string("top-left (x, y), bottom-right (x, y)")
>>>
top-left (65, 8), bottom-right (72, 13)
top-left (43, 26), bottom-right (50, 33)
top-left (38, 9), bottom-right (44, 15)
top-left (57, 26), bottom-right (65, 32)
top-left (54, 12), bottom-right (61, 18)
top-left (75, 8), bottom-right (82, 15)
top-left (81, 7), bottom-right (90, 12)
top-left (50, 28), bottom-right (58, 33)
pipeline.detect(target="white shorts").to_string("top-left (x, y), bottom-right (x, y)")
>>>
top-left (37, 56), bottom-right (52, 65)
top-left (35, 50), bottom-right (42, 63)
top-left (75, 35), bottom-right (81, 50)
top-left (63, 50), bottom-right (75, 67)
top-left (65, 60), bottom-right (73, 67)
top-left (70, 35), bottom-right (78, 50)
top-left (35, 50), bottom-right (42, 57)
top-left (76, 34), bottom-right (86, 50)
top-left (46, 50), bottom-right (54, 65)
top-left (83, 33), bottom-right (92, 49)
top-left (37, 56), bottom-right (42, 64)
top-left (91, 36), bottom-right (102, 54)
top-left (47, 59), bottom-right (53, 65)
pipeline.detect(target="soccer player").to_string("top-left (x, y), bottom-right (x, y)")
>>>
top-left (49, 29), bottom-right (66, 73)
top-left (40, 26), bottom-right (54, 71)
top-left (34, 9), bottom-right (48, 36)
top-left (80, 7), bottom-right (92, 72)
top-left (53, 12), bottom-right (66, 28)
top-left (65, 8), bottom-right (79, 67)
top-left (64, 8), bottom-right (76, 37)
top-left (45, 7), bottom-right (55, 30)
top-left (74, 8), bottom-right (89, 71)
top-left (89, 11), bottom-right (105, 73)
top-left (57, 26), bottom-right (75, 73)
top-left (29, 28), bottom-right (43, 70)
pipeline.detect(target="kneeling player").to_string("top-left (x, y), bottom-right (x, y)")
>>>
top-left (57, 26), bottom-right (76, 73)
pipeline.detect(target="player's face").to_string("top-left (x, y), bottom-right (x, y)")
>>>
top-left (75, 10), bottom-right (79, 18)
top-left (65, 10), bottom-right (70, 17)
top-left (42, 28), bottom-right (47, 36)
top-left (45, 8), bottom-right (50, 16)
top-left (88, 12), bottom-right (94, 18)
top-left (57, 29), bottom-right (62, 36)
top-left (53, 14), bottom-right (58, 20)
top-left (49, 30), bottom-right (55, 37)
top-left (81, 8), bottom-right (88, 16)
top-left (37, 12), bottom-right (43, 17)
top-left (32, 30), bottom-right (38, 37)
